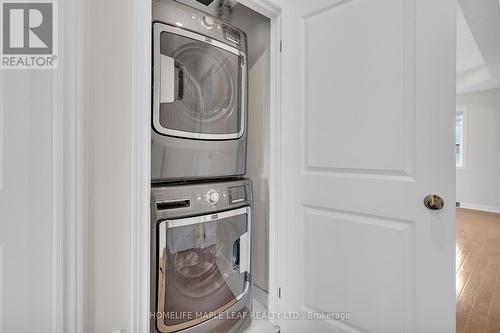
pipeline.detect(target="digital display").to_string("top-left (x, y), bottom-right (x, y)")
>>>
top-left (229, 186), bottom-right (246, 204)
top-left (223, 26), bottom-right (240, 45)
top-left (196, 0), bottom-right (215, 5)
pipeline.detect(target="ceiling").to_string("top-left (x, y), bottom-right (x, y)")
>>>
top-left (456, 5), bottom-right (485, 74)
top-left (457, 0), bottom-right (500, 94)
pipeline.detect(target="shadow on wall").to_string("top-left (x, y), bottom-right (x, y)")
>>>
top-left (229, 4), bottom-right (271, 292)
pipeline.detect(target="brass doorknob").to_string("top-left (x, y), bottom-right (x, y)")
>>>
top-left (424, 195), bottom-right (444, 210)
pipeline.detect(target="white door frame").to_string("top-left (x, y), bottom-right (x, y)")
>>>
top-left (130, 0), bottom-right (283, 331)
top-left (56, 0), bottom-right (89, 332)
top-left (130, 0), bottom-right (153, 331)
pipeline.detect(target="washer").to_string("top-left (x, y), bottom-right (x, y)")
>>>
top-left (152, 0), bottom-right (248, 182)
top-left (151, 179), bottom-right (253, 333)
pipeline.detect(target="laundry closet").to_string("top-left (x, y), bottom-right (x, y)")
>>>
top-left (150, 1), bottom-right (272, 332)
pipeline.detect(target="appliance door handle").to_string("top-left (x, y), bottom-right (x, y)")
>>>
top-left (165, 207), bottom-right (249, 229)
top-left (160, 55), bottom-right (186, 103)
top-left (175, 62), bottom-right (186, 101)
top-left (160, 54), bottom-right (175, 103)
top-left (238, 232), bottom-right (250, 274)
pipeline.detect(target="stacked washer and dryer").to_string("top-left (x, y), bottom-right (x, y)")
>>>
top-left (151, 1), bottom-right (253, 333)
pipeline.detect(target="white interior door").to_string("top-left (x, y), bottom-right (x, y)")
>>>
top-left (276, 0), bottom-right (456, 332)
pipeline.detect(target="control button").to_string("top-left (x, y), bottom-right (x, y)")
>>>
top-left (202, 16), bottom-right (214, 29)
top-left (206, 190), bottom-right (220, 205)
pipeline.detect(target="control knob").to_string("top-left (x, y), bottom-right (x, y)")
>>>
top-left (206, 190), bottom-right (220, 205)
top-left (202, 15), bottom-right (214, 29)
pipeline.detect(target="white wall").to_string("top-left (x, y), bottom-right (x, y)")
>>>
top-left (89, 0), bottom-right (133, 332)
top-left (229, 5), bottom-right (271, 293)
top-left (456, 88), bottom-right (500, 210)
top-left (0, 71), bottom-right (54, 332)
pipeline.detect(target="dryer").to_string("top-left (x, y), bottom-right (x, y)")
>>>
top-left (152, 0), bottom-right (248, 182)
top-left (151, 179), bottom-right (253, 333)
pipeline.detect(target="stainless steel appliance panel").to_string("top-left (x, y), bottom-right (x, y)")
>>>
top-left (151, 179), bottom-right (253, 333)
top-left (152, 0), bottom-right (248, 182)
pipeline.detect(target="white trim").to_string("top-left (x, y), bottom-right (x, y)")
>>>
top-left (131, 0), bottom-right (282, 331)
top-left (69, 0), bottom-right (89, 332)
top-left (252, 284), bottom-right (269, 310)
top-left (0, 70), bottom-right (3, 190)
top-left (0, 245), bottom-right (3, 333)
top-left (52, 6), bottom-right (64, 331)
top-left (459, 202), bottom-right (500, 214)
top-left (130, 0), bottom-right (152, 332)
top-left (54, 0), bottom-right (89, 332)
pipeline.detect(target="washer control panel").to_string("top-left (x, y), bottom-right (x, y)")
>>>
top-left (152, 179), bottom-right (252, 219)
top-left (205, 189), bottom-right (220, 205)
top-left (201, 15), bottom-right (214, 29)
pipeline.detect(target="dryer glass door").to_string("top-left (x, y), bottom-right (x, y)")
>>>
top-left (156, 207), bottom-right (251, 332)
top-left (153, 24), bottom-right (246, 140)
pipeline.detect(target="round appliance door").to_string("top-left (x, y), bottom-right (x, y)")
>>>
top-left (156, 207), bottom-right (251, 333)
top-left (153, 23), bottom-right (246, 140)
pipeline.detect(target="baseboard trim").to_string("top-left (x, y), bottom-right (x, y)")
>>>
top-left (459, 202), bottom-right (500, 214)
top-left (253, 284), bottom-right (269, 310)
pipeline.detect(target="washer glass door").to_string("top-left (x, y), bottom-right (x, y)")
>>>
top-left (156, 207), bottom-right (251, 332)
top-left (154, 24), bottom-right (245, 140)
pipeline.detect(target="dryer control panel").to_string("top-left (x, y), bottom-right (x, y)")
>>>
top-left (153, 0), bottom-right (247, 52)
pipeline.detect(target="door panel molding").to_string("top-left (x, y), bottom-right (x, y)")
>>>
top-left (301, 0), bottom-right (416, 179)
top-left (302, 205), bottom-right (415, 332)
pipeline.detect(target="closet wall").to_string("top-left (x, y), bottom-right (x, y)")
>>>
top-left (229, 4), bottom-right (271, 294)
top-left (89, 0), bottom-right (134, 331)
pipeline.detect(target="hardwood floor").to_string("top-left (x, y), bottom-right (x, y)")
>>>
top-left (456, 208), bottom-right (500, 333)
